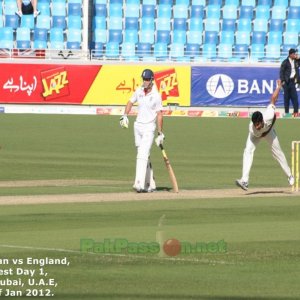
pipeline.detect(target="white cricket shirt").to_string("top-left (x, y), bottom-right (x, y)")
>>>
top-left (130, 86), bottom-right (163, 124)
top-left (250, 104), bottom-right (276, 137)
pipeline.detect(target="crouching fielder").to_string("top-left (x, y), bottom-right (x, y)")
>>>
top-left (120, 69), bottom-right (164, 193)
top-left (236, 79), bottom-right (294, 191)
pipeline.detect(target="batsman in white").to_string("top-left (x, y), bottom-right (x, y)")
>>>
top-left (236, 79), bottom-right (295, 191)
top-left (120, 69), bottom-right (164, 193)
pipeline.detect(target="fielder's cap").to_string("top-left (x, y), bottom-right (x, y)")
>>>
top-left (289, 48), bottom-right (297, 55)
top-left (141, 69), bottom-right (154, 80)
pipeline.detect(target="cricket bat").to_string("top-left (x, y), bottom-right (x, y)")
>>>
top-left (159, 144), bottom-right (179, 193)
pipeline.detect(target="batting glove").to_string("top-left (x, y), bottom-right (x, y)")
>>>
top-left (120, 115), bottom-right (129, 129)
top-left (155, 132), bottom-right (165, 147)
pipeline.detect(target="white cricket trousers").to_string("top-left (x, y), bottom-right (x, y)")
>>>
top-left (241, 128), bottom-right (291, 183)
top-left (133, 121), bottom-right (156, 190)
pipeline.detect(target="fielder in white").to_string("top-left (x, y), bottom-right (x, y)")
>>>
top-left (120, 69), bottom-right (164, 193)
top-left (236, 79), bottom-right (295, 191)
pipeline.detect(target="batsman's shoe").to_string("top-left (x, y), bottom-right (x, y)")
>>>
top-left (288, 175), bottom-right (295, 186)
top-left (235, 179), bottom-right (248, 191)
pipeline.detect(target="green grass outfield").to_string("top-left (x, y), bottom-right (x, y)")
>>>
top-left (0, 114), bottom-right (299, 299)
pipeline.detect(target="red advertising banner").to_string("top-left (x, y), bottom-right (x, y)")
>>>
top-left (0, 64), bottom-right (101, 104)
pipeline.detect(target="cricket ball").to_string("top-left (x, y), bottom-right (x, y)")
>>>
top-left (163, 238), bottom-right (181, 257)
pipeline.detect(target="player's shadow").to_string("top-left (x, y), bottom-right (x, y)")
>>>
top-left (246, 190), bottom-right (287, 195)
top-left (156, 186), bottom-right (172, 192)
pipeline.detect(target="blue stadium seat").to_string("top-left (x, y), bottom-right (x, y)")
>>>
top-left (52, 2), bottom-right (66, 16)
top-left (125, 17), bottom-right (138, 30)
top-left (237, 18), bottom-right (252, 32)
top-left (252, 31), bottom-right (266, 44)
top-left (185, 43), bottom-right (200, 59)
top-left (253, 19), bottom-right (268, 32)
top-left (156, 30), bottom-right (170, 44)
top-left (202, 43), bottom-right (217, 59)
top-left (159, 0), bottom-right (173, 4)
top-left (187, 30), bottom-right (202, 45)
top-left (141, 17), bottom-right (154, 30)
top-left (255, 5), bottom-right (270, 19)
top-left (33, 40), bottom-right (47, 49)
top-left (141, 5), bottom-right (155, 18)
top-left (4, 0), bottom-right (17, 15)
top-left (109, 17), bottom-right (123, 30)
top-left (156, 17), bottom-right (171, 30)
top-left (220, 31), bottom-right (234, 44)
top-left (290, 0), bottom-right (300, 5)
top-left (0, 16), bottom-right (3, 28)
top-left (235, 31), bottom-right (251, 45)
top-left (16, 27), bottom-right (31, 49)
top-left (121, 42), bottom-right (136, 60)
top-left (225, 0), bottom-right (239, 6)
top-left (269, 19), bottom-right (284, 32)
top-left (206, 4), bottom-right (220, 19)
top-left (143, 0), bottom-right (156, 4)
top-left (217, 43), bottom-right (233, 60)
top-left (52, 16), bottom-right (66, 29)
top-left (192, 0), bottom-right (205, 4)
top-left (105, 42), bottom-right (120, 59)
top-left (93, 16), bottom-right (105, 29)
top-left (68, 15), bottom-right (82, 29)
top-left (139, 30), bottom-right (155, 43)
top-left (258, 0), bottom-right (271, 6)
top-left (94, 4), bottom-right (106, 17)
top-left (285, 19), bottom-right (299, 32)
top-left (20, 14), bottom-right (34, 29)
top-left (239, 5), bottom-right (254, 19)
top-left (36, 15), bottom-right (51, 29)
top-left (204, 18), bottom-right (219, 31)
top-left (125, 4), bottom-right (139, 17)
top-left (241, 0), bottom-right (255, 5)
top-left (38, 1), bottom-right (50, 15)
top-left (137, 42), bottom-right (151, 58)
top-left (94, 28), bottom-right (107, 43)
top-left (271, 6), bottom-right (287, 19)
top-left (250, 43), bottom-right (265, 61)
top-left (172, 30), bottom-right (186, 44)
top-left (50, 27), bottom-right (64, 42)
top-left (5, 15), bottom-right (19, 29)
top-left (173, 5), bottom-right (188, 19)
top-left (222, 19), bottom-right (236, 31)
top-left (126, 0), bottom-right (139, 4)
top-left (204, 31), bottom-right (218, 44)
top-left (124, 29), bottom-right (138, 43)
top-left (109, 3), bottom-right (122, 17)
top-left (265, 44), bottom-right (281, 60)
top-left (154, 42), bottom-right (168, 60)
top-left (67, 28), bottom-right (81, 49)
top-left (68, 3), bottom-right (82, 16)
top-left (191, 5), bottom-right (204, 18)
top-left (268, 31), bottom-right (282, 45)
top-left (234, 44), bottom-right (249, 60)
top-left (189, 18), bottom-right (203, 31)
top-left (173, 18), bottom-right (186, 31)
top-left (222, 5), bottom-right (237, 19)
top-left (157, 4), bottom-right (171, 18)
top-left (208, 0), bottom-right (221, 5)
top-left (176, 0), bottom-right (189, 5)
top-left (34, 28), bottom-right (48, 42)
top-left (91, 42), bottom-right (104, 54)
top-left (49, 41), bottom-right (64, 49)
top-left (281, 44), bottom-right (296, 58)
top-left (283, 32), bottom-right (298, 45)
top-left (288, 6), bottom-right (300, 18)
top-left (69, 0), bottom-right (82, 3)
top-left (108, 29), bottom-right (122, 43)
top-left (0, 27), bottom-right (13, 48)
top-left (274, 0), bottom-right (288, 6)
top-left (170, 43), bottom-right (185, 60)
top-left (52, 0), bottom-right (65, 3)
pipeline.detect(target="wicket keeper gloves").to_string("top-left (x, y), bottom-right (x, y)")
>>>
top-left (155, 132), bottom-right (165, 146)
top-left (120, 115), bottom-right (129, 129)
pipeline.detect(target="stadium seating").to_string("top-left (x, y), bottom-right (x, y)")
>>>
top-left (16, 27), bottom-right (31, 48)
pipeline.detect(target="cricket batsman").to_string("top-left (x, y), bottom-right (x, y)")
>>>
top-left (120, 69), bottom-right (164, 193)
top-left (236, 79), bottom-right (295, 191)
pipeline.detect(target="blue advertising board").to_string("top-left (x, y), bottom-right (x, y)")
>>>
top-left (191, 66), bottom-right (287, 107)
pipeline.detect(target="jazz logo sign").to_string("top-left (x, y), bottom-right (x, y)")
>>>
top-left (154, 69), bottom-right (179, 101)
top-left (41, 67), bottom-right (69, 100)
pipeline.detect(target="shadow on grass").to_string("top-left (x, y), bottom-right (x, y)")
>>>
top-left (246, 190), bottom-right (287, 195)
